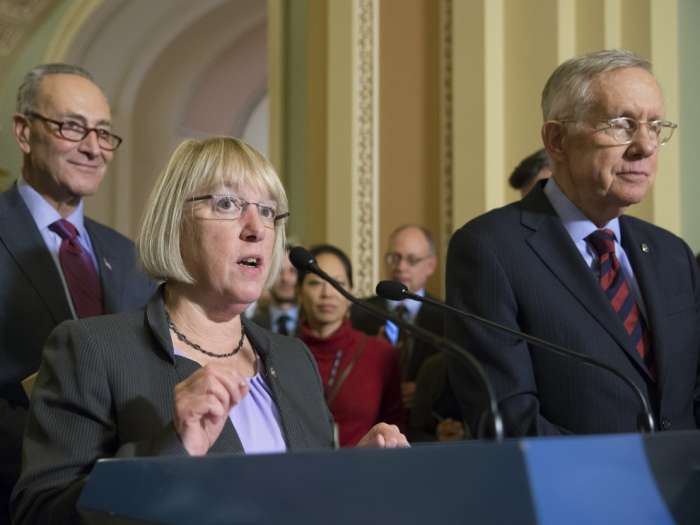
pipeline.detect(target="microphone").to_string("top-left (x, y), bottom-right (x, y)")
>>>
top-left (289, 246), bottom-right (317, 272)
top-left (376, 280), bottom-right (656, 433)
top-left (289, 247), bottom-right (505, 441)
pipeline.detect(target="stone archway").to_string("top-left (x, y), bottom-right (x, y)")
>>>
top-left (58, 0), bottom-right (267, 237)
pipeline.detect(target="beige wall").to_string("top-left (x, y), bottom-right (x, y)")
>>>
top-left (3, 0), bottom-right (699, 277)
top-left (504, 0), bottom-right (558, 205)
top-left (304, 0), bottom-right (329, 247)
top-left (449, 0), bottom-right (680, 235)
top-left (379, 0), bottom-right (442, 295)
top-left (679, 0), bottom-right (700, 253)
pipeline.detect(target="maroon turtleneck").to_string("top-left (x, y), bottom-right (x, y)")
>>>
top-left (299, 319), bottom-right (403, 446)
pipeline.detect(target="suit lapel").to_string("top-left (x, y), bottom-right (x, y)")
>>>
top-left (414, 294), bottom-right (433, 329)
top-left (0, 185), bottom-right (72, 322)
top-left (86, 220), bottom-right (121, 313)
top-left (520, 188), bottom-right (638, 361)
top-left (145, 290), bottom-right (244, 454)
top-left (251, 304), bottom-right (273, 331)
top-left (620, 218), bottom-right (664, 385)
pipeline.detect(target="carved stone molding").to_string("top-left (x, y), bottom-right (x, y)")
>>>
top-left (0, 0), bottom-right (53, 56)
top-left (353, 0), bottom-right (378, 297)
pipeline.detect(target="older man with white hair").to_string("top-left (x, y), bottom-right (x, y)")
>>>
top-left (446, 49), bottom-right (698, 437)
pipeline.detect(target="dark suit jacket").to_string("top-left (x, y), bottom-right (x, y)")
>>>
top-left (11, 290), bottom-right (335, 525)
top-left (250, 302), bottom-right (274, 330)
top-left (0, 184), bottom-right (155, 523)
top-left (446, 183), bottom-right (700, 437)
top-left (350, 295), bottom-right (444, 381)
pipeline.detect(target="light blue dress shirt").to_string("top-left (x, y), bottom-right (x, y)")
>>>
top-left (543, 178), bottom-right (647, 319)
top-left (17, 178), bottom-right (100, 318)
top-left (17, 177), bottom-right (99, 272)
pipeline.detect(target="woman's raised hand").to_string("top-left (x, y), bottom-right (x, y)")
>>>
top-left (174, 363), bottom-right (249, 456)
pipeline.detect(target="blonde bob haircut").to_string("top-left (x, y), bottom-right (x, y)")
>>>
top-left (137, 136), bottom-right (288, 289)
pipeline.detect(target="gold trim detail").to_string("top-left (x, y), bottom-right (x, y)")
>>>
top-left (0, 0), bottom-right (53, 56)
top-left (43, 0), bottom-right (102, 62)
top-left (439, 0), bottom-right (454, 275)
top-left (354, 0), bottom-right (377, 297)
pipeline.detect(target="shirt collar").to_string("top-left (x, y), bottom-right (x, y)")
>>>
top-left (543, 178), bottom-right (621, 243)
top-left (17, 177), bottom-right (88, 234)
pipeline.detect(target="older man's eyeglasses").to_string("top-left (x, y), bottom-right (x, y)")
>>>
top-left (26, 112), bottom-right (123, 151)
top-left (385, 252), bottom-right (431, 267)
top-left (187, 193), bottom-right (289, 228)
top-left (558, 117), bottom-right (678, 146)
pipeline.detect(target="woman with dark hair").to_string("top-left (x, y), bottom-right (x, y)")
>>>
top-left (297, 244), bottom-right (403, 447)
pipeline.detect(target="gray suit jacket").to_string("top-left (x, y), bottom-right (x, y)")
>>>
top-left (11, 289), bottom-right (335, 525)
top-left (0, 183), bottom-right (155, 523)
top-left (446, 183), bottom-right (700, 437)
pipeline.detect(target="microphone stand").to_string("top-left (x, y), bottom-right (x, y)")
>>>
top-left (290, 248), bottom-right (505, 441)
top-left (376, 280), bottom-right (656, 433)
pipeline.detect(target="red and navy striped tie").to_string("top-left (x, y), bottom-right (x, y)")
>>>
top-left (586, 229), bottom-right (654, 377)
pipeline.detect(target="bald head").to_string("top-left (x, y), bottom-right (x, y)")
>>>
top-left (385, 225), bottom-right (437, 293)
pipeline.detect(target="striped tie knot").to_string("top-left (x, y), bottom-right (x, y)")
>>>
top-left (586, 229), bottom-right (619, 289)
top-left (586, 228), bottom-right (616, 257)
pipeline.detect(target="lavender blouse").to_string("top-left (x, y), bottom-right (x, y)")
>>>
top-left (173, 349), bottom-right (287, 454)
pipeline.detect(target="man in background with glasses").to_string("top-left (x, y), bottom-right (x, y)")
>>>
top-left (446, 49), bottom-right (699, 437)
top-left (0, 63), bottom-right (154, 524)
top-left (250, 243), bottom-right (300, 335)
top-left (352, 225), bottom-right (458, 439)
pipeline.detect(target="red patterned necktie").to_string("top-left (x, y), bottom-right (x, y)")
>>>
top-left (586, 228), bottom-right (654, 376)
top-left (49, 219), bottom-right (104, 318)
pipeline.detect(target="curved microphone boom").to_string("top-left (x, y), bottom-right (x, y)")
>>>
top-left (376, 279), bottom-right (656, 433)
top-left (289, 247), bottom-right (505, 441)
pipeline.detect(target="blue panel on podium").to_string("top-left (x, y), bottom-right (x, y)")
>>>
top-left (79, 442), bottom-right (536, 525)
top-left (522, 433), bottom-right (674, 525)
top-left (78, 432), bottom-right (700, 524)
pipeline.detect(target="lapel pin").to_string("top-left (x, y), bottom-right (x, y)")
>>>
top-left (104, 258), bottom-right (113, 270)
top-left (640, 243), bottom-right (650, 254)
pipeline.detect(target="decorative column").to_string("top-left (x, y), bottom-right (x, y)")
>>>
top-left (327, 0), bottom-right (379, 296)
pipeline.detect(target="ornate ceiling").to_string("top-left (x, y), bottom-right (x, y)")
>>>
top-left (0, 0), bottom-right (54, 56)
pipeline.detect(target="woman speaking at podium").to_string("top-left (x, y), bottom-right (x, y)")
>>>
top-left (11, 137), bottom-right (407, 525)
